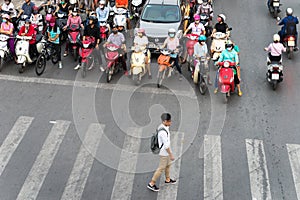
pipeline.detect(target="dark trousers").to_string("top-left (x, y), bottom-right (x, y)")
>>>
top-left (52, 43), bottom-right (61, 61)
top-left (170, 55), bottom-right (182, 74)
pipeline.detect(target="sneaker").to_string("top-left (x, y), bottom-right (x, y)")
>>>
top-left (238, 91), bottom-right (243, 96)
top-left (74, 64), bottom-right (81, 70)
top-left (214, 88), bottom-right (218, 94)
top-left (165, 179), bottom-right (176, 184)
top-left (147, 183), bottom-right (159, 192)
top-left (63, 52), bottom-right (68, 57)
top-left (58, 61), bottom-right (63, 69)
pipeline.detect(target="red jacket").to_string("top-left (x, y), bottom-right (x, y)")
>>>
top-left (18, 25), bottom-right (36, 44)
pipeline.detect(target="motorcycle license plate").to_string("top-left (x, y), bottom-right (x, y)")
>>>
top-left (288, 40), bottom-right (295, 47)
top-left (273, 2), bottom-right (280, 7)
top-left (272, 73), bottom-right (280, 80)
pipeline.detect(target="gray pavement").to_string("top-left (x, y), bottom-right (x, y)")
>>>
top-left (1, 0), bottom-right (300, 199)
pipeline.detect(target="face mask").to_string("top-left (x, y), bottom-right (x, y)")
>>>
top-left (137, 33), bottom-right (143, 37)
top-left (25, 24), bottom-right (29, 28)
top-left (5, 1), bottom-right (9, 4)
top-left (72, 12), bottom-right (77, 16)
top-left (50, 22), bottom-right (55, 27)
top-left (2, 19), bottom-right (7, 23)
top-left (112, 30), bottom-right (118, 34)
top-left (199, 41), bottom-right (204, 44)
top-left (226, 47), bottom-right (232, 51)
top-left (195, 20), bottom-right (200, 24)
top-left (61, 1), bottom-right (65, 4)
top-left (99, 5), bottom-right (104, 8)
top-left (169, 33), bottom-right (175, 38)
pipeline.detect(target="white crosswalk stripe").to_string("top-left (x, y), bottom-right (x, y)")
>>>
top-left (0, 116), bottom-right (34, 177)
top-left (287, 143), bottom-right (300, 200)
top-left (61, 123), bottom-right (105, 200)
top-left (203, 135), bottom-right (223, 200)
top-left (157, 132), bottom-right (184, 200)
top-left (245, 139), bottom-right (272, 200)
top-left (16, 120), bottom-right (71, 200)
top-left (111, 127), bottom-right (143, 200)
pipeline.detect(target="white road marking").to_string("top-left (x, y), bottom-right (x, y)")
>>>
top-left (0, 74), bottom-right (196, 99)
top-left (61, 123), bottom-right (105, 200)
top-left (203, 135), bottom-right (223, 200)
top-left (157, 132), bottom-right (184, 200)
top-left (0, 116), bottom-right (34, 177)
top-left (16, 120), bottom-right (70, 200)
top-left (287, 144), bottom-right (300, 200)
top-left (245, 139), bottom-right (272, 200)
top-left (111, 127), bottom-right (143, 200)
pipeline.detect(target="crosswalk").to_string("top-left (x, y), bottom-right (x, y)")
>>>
top-left (1, 116), bottom-right (300, 199)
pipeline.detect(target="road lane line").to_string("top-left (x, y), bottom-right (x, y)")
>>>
top-left (287, 144), bottom-right (300, 199)
top-left (203, 135), bottom-right (223, 200)
top-left (0, 116), bottom-right (34, 177)
top-left (61, 123), bottom-right (105, 200)
top-left (157, 132), bottom-right (184, 200)
top-left (245, 139), bottom-right (272, 200)
top-left (16, 120), bottom-right (71, 200)
top-left (0, 74), bottom-right (196, 98)
top-left (111, 127), bottom-right (142, 200)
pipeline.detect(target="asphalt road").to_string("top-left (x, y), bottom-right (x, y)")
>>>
top-left (1, 0), bottom-right (300, 199)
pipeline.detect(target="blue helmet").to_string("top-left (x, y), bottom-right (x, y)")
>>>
top-left (198, 35), bottom-right (207, 42)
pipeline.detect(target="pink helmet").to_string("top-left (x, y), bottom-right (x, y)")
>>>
top-left (137, 28), bottom-right (145, 33)
top-left (2, 14), bottom-right (10, 20)
top-left (194, 14), bottom-right (200, 20)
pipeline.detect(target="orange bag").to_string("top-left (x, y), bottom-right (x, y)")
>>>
top-left (157, 54), bottom-right (171, 67)
top-left (116, 0), bottom-right (128, 8)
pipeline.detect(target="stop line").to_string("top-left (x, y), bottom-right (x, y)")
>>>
top-left (0, 116), bottom-right (300, 199)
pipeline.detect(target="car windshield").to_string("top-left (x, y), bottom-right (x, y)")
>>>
top-left (141, 4), bottom-right (180, 23)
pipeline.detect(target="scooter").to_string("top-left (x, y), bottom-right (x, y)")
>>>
top-left (217, 61), bottom-right (236, 103)
top-left (99, 21), bottom-right (110, 43)
top-left (105, 43), bottom-right (122, 82)
top-left (56, 10), bottom-right (68, 41)
top-left (266, 57), bottom-right (283, 90)
top-left (268, 0), bottom-right (281, 18)
top-left (107, 0), bottom-right (116, 26)
top-left (200, 13), bottom-right (212, 37)
top-left (184, 33), bottom-right (198, 72)
top-left (67, 24), bottom-right (81, 61)
top-left (79, 36), bottom-right (95, 78)
top-left (15, 34), bottom-right (44, 73)
top-left (130, 46), bottom-right (150, 85)
top-left (193, 56), bottom-right (208, 95)
top-left (113, 7), bottom-right (128, 33)
top-left (0, 34), bottom-right (13, 71)
top-left (211, 32), bottom-right (227, 67)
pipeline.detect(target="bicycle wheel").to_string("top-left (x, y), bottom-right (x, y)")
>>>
top-left (35, 54), bottom-right (46, 76)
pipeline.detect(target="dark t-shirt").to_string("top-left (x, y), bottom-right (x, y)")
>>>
top-left (22, 2), bottom-right (35, 16)
top-left (84, 25), bottom-right (100, 41)
top-left (58, 3), bottom-right (70, 13)
top-left (214, 22), bottom-right (228, 33)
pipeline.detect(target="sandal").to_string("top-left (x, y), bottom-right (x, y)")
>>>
top-left (238, 91), bottom-right (243, 96)
top-left (63, 52), bottom-right (68, 57)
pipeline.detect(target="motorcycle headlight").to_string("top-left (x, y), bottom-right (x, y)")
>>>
top-left (224, 61), bottom-right (230, 68)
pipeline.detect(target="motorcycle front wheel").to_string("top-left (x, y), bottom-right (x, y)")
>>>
top-left (35, 54), bottom-right (46, 76)
top-left (288, 46), bottom-right (293, 59)
top-left (51, 53), bottom-right (59, 64)
top-left (0, 57), bottom-right (3, 72)
top-left (106, 63), bottom-right (115, 83)
top-left (157, 70), bottom-right (165, 88)
top-left (199, 75), bottom-right (207, 95)
top-left (81, 62), bottom-right (86, 78)
top-left (272, 81), bottom-right (278, 90)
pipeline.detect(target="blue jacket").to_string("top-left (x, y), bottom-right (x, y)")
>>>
top-left (218, 49), bottom-right (239, 64)
top-left (279, 15), bottom-right (299, 33)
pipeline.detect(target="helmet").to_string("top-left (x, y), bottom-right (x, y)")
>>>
top-left (99, 0), bottom-right (106, 4)
top-left (137, 28), bottom-right (145, 33)
top-left (2, 14), bottom-right (10, 20)
top-left (90, 11), bottom-right (96, 16)
top-left (194, 14), bottom-right (200, 21)
top-left (49, 16), bottom-right (56, 24)
top-left (168, 28), bottom-right (176, 37)
top-left (286, 8), bottom-right (293, 16)
top-left (218, 14), bottom-right (226, 22)
top-left (72, 7), bottom-right (78, 12)
top-left (25, 18), bottom-right (31, 23)
top-left (198, 35), bottom-right (207, 41)
top-left (225, 40), bottom-right (233, 48)
top-left (33, 6), bottom-right (39, 14)
top-left (273, 33), bottom-right (280, 42)
top-left (202, 0), bottom-right (208, 5)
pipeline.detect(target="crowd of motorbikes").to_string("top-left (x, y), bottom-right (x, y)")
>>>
top-left (0, 0), bottom-right (297, 101)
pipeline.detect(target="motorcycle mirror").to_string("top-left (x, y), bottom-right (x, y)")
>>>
top-left (228, 27), bottom-right (232, 31)
top-left (276, 17), bottom-right (281, 21)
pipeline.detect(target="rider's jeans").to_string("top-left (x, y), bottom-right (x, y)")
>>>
top-left (170, 56), bottom-right (182, 74)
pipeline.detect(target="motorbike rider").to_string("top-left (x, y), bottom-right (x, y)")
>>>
top-left (133, 28), bottom-right (151, 78)
top-left (63, 7), bottom-right (83, 56)
top-left (75, 15), bottom-right (102, 70)
top-left (47, 16), bottom-right (63, 68)
top-left (96, 0), bottom-right (109, 25)
top-left (183, 14), bottom-right (206, 36)
top-left (17, 0), bottom-right (36, 18)
top-left (54, 0), bottom-right (71, 15)
top-left (161, 28), bottom-right (183, 80)
top-left (104, 25), bottom-right (128, 75)
top-left (211, 14), bottom-right (229, 35)
top-left (30, 6), bottom-right (43, 32)
top-left (18, 19), bottom-right (38, 59)
top-left (84, 11), bottom-right (99, 28)
top-left (214, 40), bottom-right (242, 96)
top-left (196, 0), bottom-right (213, 19)
top-left (277, 8), bottom-right (299, 51)
top-left (264, 33), bottom-right (286, 64)
top-left (0, 0), bottom-right (17, 27)
top-left (0, 14), bottom-right (15, 59)
top-left (193, 35), bottom-right (211, 84)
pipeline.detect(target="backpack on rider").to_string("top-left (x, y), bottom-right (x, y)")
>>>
top-left (286, 18), bottom-right (297, 35)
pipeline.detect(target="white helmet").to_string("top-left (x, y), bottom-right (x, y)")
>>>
top-left (168, 28), bottom-right (176, 37)
top-left (218, 14), bottom-right (226, 22)
top-left (99, 0), bottom-right (106, 4)
top-left (273, 33), bottom-right (280, 42)
top-left (286, 8), bottom-right (293, 16)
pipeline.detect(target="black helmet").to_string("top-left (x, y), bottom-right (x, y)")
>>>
top-left (225, 40), bottom-right (233, 48)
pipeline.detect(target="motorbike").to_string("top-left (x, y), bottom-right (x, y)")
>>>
top-left (105, 43), bottom-right (122, 82)
top-left (16, 14), bottom-right (29, 33)
top-left (284, 35), bottom-right (296, 59)
top-left (79, 36), bottom-right (95, 78)
top-left (266, 58), bottom-right (283, 90)
top-left (200, 13), bottom-right (212, 37)
top-left (15, 34), bottom-right (44, 73)
top-left (268, 0), bottom-right (281, 18)
top-left (67, 23), bottom-right (81, 61)
top-left (99, 21), bottom-right (110, 43)
top-left (130, 0), bottom-right (143, 23)
top-left (56, 10), bottom-right (68, 41)
top-left (35, 40), bottom-right (59, 76)
top-left (113, 7), bottom-right (128, 33)
top-left (130, 46), bottom-right (150, 85)
top-left (217, 61), bottom-right (236, 103)
top-left (193, 56), bottom-right (208, 95)
top-left (107, 0), bottom-right (116, 26)
top-left (211, 32), bottom-right (227, 66)
top-left (30, 14), bottom-right (44, 33)
top-left (184, 33), bottom-right (198, 72)
top-left (0, 34), bottom-right (14, 71)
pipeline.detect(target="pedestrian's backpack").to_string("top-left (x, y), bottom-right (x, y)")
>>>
top-left (286, 18), bottom-right (297, 35)
top-left (151, 128), bottom-right (167, 154)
